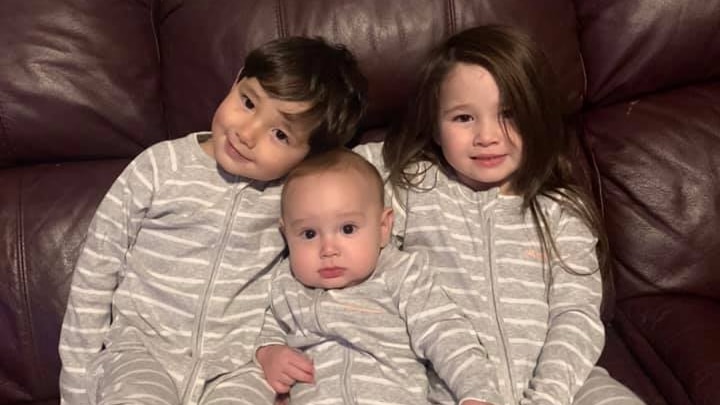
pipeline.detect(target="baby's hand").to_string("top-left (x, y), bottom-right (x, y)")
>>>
top-left (256, 345), bottom-right (314, 394)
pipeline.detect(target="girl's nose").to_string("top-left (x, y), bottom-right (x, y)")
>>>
top-left (473, 119), bottom-right (502, 146)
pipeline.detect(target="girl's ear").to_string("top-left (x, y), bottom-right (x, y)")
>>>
top-left (432, 123), bottom-right (442, 146)
top-left (379, 207), bottom-right (394, 247)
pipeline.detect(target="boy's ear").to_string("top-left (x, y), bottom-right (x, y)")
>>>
top-left (380, 207), bottom-right (394, 247)
top-left (278, 218), bottom-right (286, 237)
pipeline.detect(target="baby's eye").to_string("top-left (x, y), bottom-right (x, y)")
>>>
top-left (453, 114), bottom-right (473, 123)
top-left (302, 229), bottom-right (316, 240)
top-left (273, 129), bottom-right (289, 144)
top-left (341, 224), bottom-right (357, 235)
top-left (241, 95), bottom-right (255, 110)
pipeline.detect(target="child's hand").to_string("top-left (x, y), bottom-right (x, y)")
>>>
top-left (256, 345), bottom-right (314, 394)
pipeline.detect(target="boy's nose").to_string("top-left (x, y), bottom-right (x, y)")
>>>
top-left (235, 121), bottom-right (263, 148)
top-left (320, 236), bottom-right (339, 257)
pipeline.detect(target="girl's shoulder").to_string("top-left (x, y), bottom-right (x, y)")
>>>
top-left (534, 189), bottom-right (597, 235)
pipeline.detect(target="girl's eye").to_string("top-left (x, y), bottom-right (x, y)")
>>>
top-left (453, 114), bottom-right (473, 123)
top-left (273, 129), bottom-right (290, 144)
top-left (341, 224), bottom-right (357, 235)
top-left (241, 95), bottom-right (255, 110)
top-left (302, 230), bottom-right (316, 240)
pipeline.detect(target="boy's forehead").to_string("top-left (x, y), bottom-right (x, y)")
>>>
top-left (239, 77), bottom-right (313, 114)
top-left (238, 77), bottom-right (315, 134)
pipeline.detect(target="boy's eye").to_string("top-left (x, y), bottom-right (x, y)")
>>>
top-left (453, 114), bottom-right (473, 123)
top-left (273, 129), bottom-right (290, 144)
top-left (341, 224), bottom-right (357, 235)
top-left (302, 230), bottom-right (316, 239)
top-left (241, 95), bottom-right (255, 110)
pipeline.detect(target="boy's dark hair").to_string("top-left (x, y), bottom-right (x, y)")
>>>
top-left (239, 36), bottom-right (368, 154)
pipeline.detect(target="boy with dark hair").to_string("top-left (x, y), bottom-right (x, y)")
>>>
top-left (59, 36), bottom-right (367, 405)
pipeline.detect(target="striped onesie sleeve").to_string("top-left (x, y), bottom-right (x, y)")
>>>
top-left (387, 250), bottom-right (502, 404)
top-left (59, 146), bottom-right (157, 405)
top-left (520, 209), bottom-right (604, 405)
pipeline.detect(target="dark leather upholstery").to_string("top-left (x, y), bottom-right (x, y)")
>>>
top-left (1, 0), bottom-right (718, 404)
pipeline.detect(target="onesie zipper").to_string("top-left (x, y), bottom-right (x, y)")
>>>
top-left (340, 348), bottom-right (355, 404)
top-left (312, 289), bottom-right (326, 335)
top-left (181, 181), bottom-right (245, 404)
top-left (483, 204), bottom-right (517, 403)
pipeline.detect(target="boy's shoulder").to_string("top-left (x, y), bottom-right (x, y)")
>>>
top-left (131, 132), bottom-right (211, 171)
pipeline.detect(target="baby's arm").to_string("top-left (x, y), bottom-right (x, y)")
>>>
top-left (395, 250), bottom-right (502, 405)
top-left (255, 307), bottom-right (314, 394)
top-left (58, 150), bottom-right (155, 405)
top-left (522, 210), bottom-right (604, 405)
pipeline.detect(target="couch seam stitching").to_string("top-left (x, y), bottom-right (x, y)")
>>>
top-left (0, 97), bottom-right (13, 165)
top-left (275, 0), bottom-right (287, 38)
top-left (17, 171), bottom-right (41, 396)
top-left (446, 0), bottom-right (456, 35)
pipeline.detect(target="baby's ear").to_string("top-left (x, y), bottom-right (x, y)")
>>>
top-left (380, 207), bottom-right (394, 247)
top-left (278, 218), bottom-right (286, 237)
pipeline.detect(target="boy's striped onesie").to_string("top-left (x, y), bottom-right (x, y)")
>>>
top-left (355, 142), bottom-right (645, 405)
top-left (257, 245), bottom-right (502, 405)
top-left (59, 132), bottom-right (278, 405)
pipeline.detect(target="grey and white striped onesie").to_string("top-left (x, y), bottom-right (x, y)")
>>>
top-left (257, 245), bottom-right (502, 405)
top-left (355, 142), bottom-right (645, 405)
top-left (59, 132), bottom-right (280, 405)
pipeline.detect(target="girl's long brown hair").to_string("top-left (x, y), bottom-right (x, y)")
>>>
top-left (384, 25), bottom-right (610, 300)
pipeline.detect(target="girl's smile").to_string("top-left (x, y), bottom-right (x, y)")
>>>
top-left (471, 154), bottom-right (508, 168)
top-left (438, 63), bottom-right (523, 193)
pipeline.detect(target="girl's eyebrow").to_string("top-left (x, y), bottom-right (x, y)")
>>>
top-left (442, 103), bottom-right (472, 114)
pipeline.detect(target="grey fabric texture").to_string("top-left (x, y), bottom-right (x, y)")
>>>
top-left (60, 132), bottom-right (285, 405)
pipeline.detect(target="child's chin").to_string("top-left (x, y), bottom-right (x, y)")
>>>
top-left (317, 279), bottom-right (351, 290)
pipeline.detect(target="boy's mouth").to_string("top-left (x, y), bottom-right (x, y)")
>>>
top-left (225, 139), bottom-right (252, 162)
top-left (318, 267), bottom-right (344, 279)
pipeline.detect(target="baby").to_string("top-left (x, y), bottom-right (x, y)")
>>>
top-left (254, 148), bottom-right (501, 405)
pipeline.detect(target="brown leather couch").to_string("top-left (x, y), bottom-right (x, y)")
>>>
top-left (2, 1), bottom-right (718, 404)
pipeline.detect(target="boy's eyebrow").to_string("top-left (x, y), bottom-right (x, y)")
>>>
top-left (238, 83), bottom-right (260, 102)
top-left (241, 81), bottom-right (311, 133)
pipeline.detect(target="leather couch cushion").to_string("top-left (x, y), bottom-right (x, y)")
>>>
top-left (0, 0), bottom-right (166, 167)
top-left (583, 83), bottom-right (720, 300)
top-left (575, 0), bottom-right (720, 105)
top-left (614, 296), bottom-right (720, 405)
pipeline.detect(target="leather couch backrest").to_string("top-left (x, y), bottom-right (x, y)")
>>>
top-left (156, 0), bottom-right (586, 138)
top-left (575, 0), bottom-right (720, 300)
